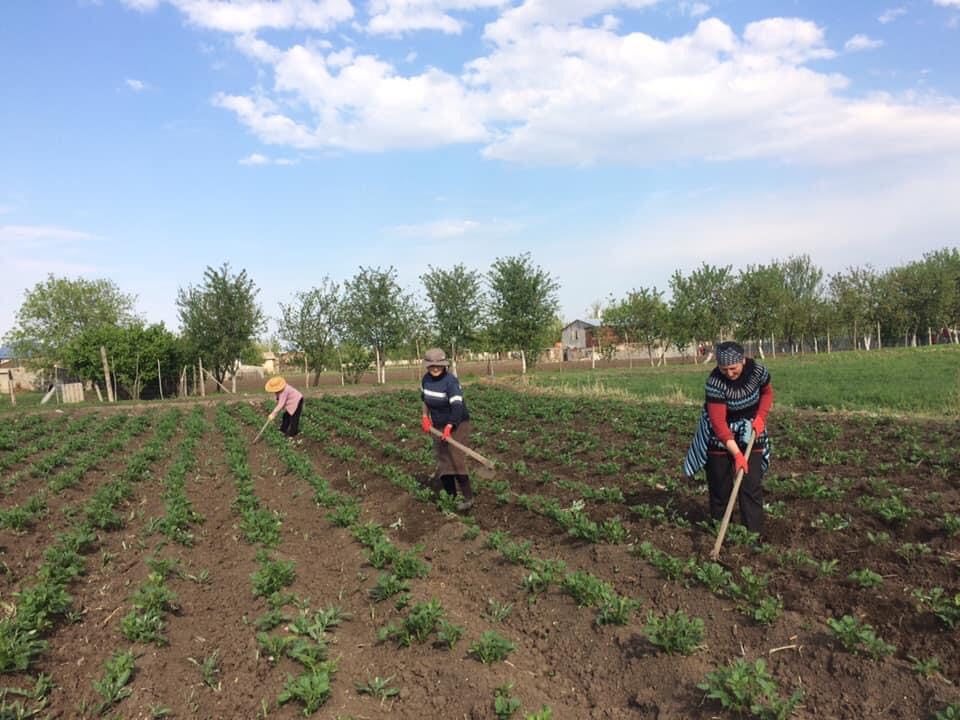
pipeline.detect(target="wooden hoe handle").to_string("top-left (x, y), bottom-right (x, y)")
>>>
top-left (709, 430), bottom-right (757, 561)
top-left (428, 426), bottom-right (496, 469)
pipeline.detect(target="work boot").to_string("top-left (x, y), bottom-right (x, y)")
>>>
top-left (456, 475), bottom-right (474, 511)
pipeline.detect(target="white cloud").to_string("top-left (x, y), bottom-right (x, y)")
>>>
top-left (125, 77), bottom-right (147, 91)
top-left (239, 152), bottom-right (270, 165)
top-left (387, 219), bottom-right (480, 238)
top-left (878, 7), bottom-right (907, 23)
top-left (197, 8), bottom-right (960, 167)
top-left (121, 0), bottom-right (353, 32)
top-left (844, 34), bottom-right (883, 52)
top-left (238, 152), bottom-right (299, 165)
top-left (933, 0), bottom-right (960, 7)
top-left (366, 0), bottom-right (509, 36)
top-left (120, 0), bottom-right (161, 9)
top-left (679, 1), bottom-right (709, 17)
top-left (0, 225), bottom-right (97, 243)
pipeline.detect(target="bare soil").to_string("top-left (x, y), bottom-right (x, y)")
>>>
top-left (1, 388), bottom-right (958, 719)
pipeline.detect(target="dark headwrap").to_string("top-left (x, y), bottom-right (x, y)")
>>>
top-left (715, 341), bottom-right (745, 366)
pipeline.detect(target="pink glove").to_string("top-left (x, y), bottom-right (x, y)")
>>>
top-left (441, 424), bottom-right (453, 441)
top-left (733, 452), bottom-right (749, 475)
top-left (752, 416), bottom-right (766, 436)
top-left (421, 415), bottom-right (432, 433)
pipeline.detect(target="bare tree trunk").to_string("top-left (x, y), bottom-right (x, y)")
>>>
top-left (520, 349), bottom-right (527, 375)
top-left (100, 346), bottom-right (115, 402)
top-left (6, 371), bottom-right (15, 406)
top-left (375, 346), bottom-right (382, 385)
top-left (771, 333), bottom-right (776, 359)
top-left (198, 358), bottom-right (206, 397)
top-left (451, 338), bottom-right (458, 377)
top-left (877, 321), bottom-right (882, 350)
top-left (304, 353), bottom-right (309, 389)
top-left (133, 353), bottom-right (141, 401)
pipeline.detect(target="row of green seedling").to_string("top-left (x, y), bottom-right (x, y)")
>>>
top-left (147, 406), bottom-right (205, 546)
top-left (0, 412), bottom-right (179, 677)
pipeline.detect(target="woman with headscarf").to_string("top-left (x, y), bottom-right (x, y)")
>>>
top-left (419, 347), bottom-right (474, 511)
top-left (683, 341), bottom-right (773, 535)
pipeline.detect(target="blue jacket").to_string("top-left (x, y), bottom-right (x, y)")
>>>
top-left (421, 370), bottom-right (469, 427)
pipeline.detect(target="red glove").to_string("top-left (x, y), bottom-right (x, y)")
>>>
top-left (733, 452), bottom-right (749, 475)
top-left (441, 424), bottom-right (453, 441)
top-left (752, 416), bottom-right (766, 436)
top-left (421, 415), bottom-right (432, 433)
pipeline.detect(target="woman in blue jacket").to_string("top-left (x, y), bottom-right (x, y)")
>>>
top-left (420, 347), bottom-right (474, 510)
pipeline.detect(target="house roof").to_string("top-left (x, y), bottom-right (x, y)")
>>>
top-left (562, 319), bottom-right (600, 330)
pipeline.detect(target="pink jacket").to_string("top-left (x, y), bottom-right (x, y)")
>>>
top-left (272, 384), bottom-right (303, 415)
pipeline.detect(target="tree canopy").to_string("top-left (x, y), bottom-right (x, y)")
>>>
top-left (341, 266), bottom-right (417, 384)
top-left (4, 275), bottom-right (138, 366)
top-left (176, 264), bottom-right (265, 386)
top-left (277, 278), bottom-right (342, 383)
top-left (486, 253), bottom-right (559, 370)
top-left (421, 263), bottom-right (484, 367)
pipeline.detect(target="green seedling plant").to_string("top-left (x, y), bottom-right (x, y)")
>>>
top-left (355, 675), bottom-right (399, 702)
top-left (251, 555), bottom-right (296, 598)
top-left (470, 630), bottom-right (515, 664)
top-left (91, 650), bottom-right (135, 716)
top-left (935, 704), bottom-right (960, 720)
top-left (826, 615), bottom-right (895, 658)
top-left (494, 684), bottom-right (521, 719)
top-left (487, 599), bottom-right (513, 622)
top-left (848, 569), bottom-right (883, 589)
top-left (908, 654), bottom-right (943, 678)
top-left (698, 657), bottom-right (803, 719)
top-left (912, 587), bottom-right (960, 629)
top-left (524, 707), bottom-right (553, 720)
top-left (370, 573), bottom-right (410, 603)
top-left (277, 665), bottom-right (336, 714)
top-left (188, 649), bottom-right (221, 691)
top-left (378, 599), bottom-right (446, 647)
top-left (942, 513), bottom-right (960, 536)
top-left (644, 610), bottom-right (704, 655)
top-left (435, 619), bottom-right (465, 649)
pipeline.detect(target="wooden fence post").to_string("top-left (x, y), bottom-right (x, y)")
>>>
top-left (198, 358), bottom-right (206, 397)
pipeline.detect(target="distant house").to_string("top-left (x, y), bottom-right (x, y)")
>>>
top-left (561, 320), bottom-right (620, 350)
top-left (261, 352), bottom-right (278, 374)
top-left (0, 346), bottom-right (38, 393)
top-left (562, 319), bottom-right (599, 350)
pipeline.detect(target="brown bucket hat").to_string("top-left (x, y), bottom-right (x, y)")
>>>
top-left (422, 348), bottom-right (450, 367)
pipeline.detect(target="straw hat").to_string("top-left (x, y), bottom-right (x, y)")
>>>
top-left (265, 376), bottom-right (286, 393)
top-left (422, 348), bottom-right (449, 367)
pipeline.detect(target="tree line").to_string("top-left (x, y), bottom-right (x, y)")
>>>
top-left (3, 247), bottom-right (958, 397)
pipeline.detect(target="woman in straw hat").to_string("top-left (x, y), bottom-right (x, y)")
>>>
top-left (420, 347), bottom-right (474, 510)
top-left (265, 376), bottom-right (304, 439)
top-left (683, 341), bottom-right (773, 535)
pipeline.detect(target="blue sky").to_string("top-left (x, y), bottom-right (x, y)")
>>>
top-left (2, 0), bottom-right (960, 339)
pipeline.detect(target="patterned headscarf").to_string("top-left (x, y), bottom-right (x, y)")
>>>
top-left (715, 341), bottom-right (745, 366)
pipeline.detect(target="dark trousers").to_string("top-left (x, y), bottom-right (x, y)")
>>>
top-left (280, 398), bottom-right (304, 437)
top-left (706, 451), bottom-right (764, 534)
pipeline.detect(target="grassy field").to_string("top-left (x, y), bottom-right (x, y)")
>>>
top-left (522, 345), bottom-right (960, 416)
